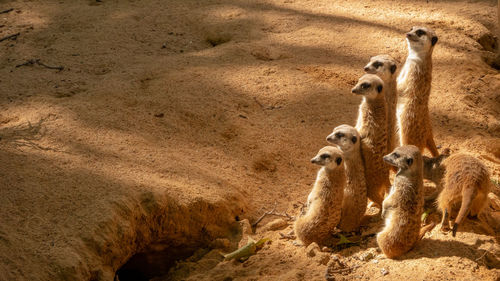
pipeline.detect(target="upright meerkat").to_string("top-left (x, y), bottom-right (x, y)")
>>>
top-left (377, 145), bottom-right (435, 258)
top-left (326, 125), bottom-right (366, 232)
top-left (364, 55), bottom-right (399, 153)
top-left (353, 74), bottom-right (390, 207)
top-left (423, 153), bottom-right (491, 236)
top-left (397, 26), bottom-right (439, 156)
top-left (294, 146), bottom-right (346, 246)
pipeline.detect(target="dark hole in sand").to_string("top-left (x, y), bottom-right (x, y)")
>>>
top-left (115, 244), bottom-right (199, 281)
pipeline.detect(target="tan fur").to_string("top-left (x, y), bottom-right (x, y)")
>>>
top-left (430, 153), bottom-right (491, 236)
top-left (422, 148), bottom-right (450, 202)
top-left (353, 74), bottom-right (390, 207)
top-left (397, 26), bottom-right (439, 156)
top-left (294, 146), bottom-right (346, 246)
top-left (364, 55), bottom-right (399, 153)
top-left (377, 145), bottom-right (432, 258)
top-left (326, 125), bottom-right (366, 232)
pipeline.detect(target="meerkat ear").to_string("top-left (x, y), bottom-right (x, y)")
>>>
top-left (431, 36), bottom-right (438, 46)
top-left (390, 64), bottom-right (397, 74)
top-left (377, 85), bottom-right (383, 93)
top-left (406, 158), bottom-right (413, 166)
top-left (351, 136), bottom-right (357, 144)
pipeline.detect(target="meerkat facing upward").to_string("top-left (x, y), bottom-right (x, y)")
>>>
top-left (377, 145), bottom-right (435, 258)
top-left (397, 26), bottom-right (439, 156)
top-left (424, 153), bottom-right (491, 236)
top-left (326, 125), bottom-right (366, 232)
top-left (364, 55), bottom-right (399, 153)
top-left (352, 74), bottom-right (390, 207)
top-left (294, 146), bottom-right (346, 246)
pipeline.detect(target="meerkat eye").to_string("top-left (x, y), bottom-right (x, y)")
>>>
top-left (393, 152), bottom-right (400, 158)
top-left (335, 132), bottom-right (344, 138)
top-left (320, 153), bottom-right (330, 159)
top-left (336, 157), bottom-right (342, 165)
top-left (351, 136), bottom-right (357, 144)
top-left (373, 61), bottom-right (382, 68)
top-left (361, 83), bottom-right (370, 89)
top-left (416, 29), bottom-right (426, 37)
top-left (406, 158), bottom-right (413, 166)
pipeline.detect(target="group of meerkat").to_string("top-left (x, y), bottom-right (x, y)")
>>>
top-left (294, 26), bottom-right (492, 258)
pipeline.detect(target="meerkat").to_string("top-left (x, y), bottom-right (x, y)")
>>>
top-left (326, 124), bottom-right (366, 232)
top-left (377, 145), bottom-right (435, 258)
top-left (397, 26), bottom-right (439, 157)
top-left (363, 54), bottom-right (399, 153)
top-left (422, 148), bottom-right (450, 203)
top-left (353, 74), bottom-right (390, 207)
top-left (294, 146), bottom-right (346, 246)
top-left (423, 153), bottom-right (491, 236)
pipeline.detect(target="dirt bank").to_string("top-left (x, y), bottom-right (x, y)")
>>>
top-left (0, 0), bottom-right (498, 280)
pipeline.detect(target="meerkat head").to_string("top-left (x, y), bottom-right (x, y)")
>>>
top-left (405, 26), bottom-right (438, 57)
top-left (383, 145), bottom-right (422, 174)
top-left (363, 55), bottom-right (398, 81)
top-left (351, 74), bottom-right (384, 100)
top-left (310, 146), bottom-right (344, 170)
top-left (422, 148), bottom-right (450, 180)
top-left (326, 124), bottom-right (360, 154)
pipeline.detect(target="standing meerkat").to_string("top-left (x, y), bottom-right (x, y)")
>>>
top-left (423, 153), bottom-right (491, 236)
top-left (294, 146), bottom-right (346, 246)
top-left (377, 145), bottom-right (435, 258)
top-left (326, 124), bottom-right (366, 232)
top-left (364, 55), bottom-right (399, 153)
top-left (353, 74), bottom-right (390, 207)
top-left (397, 26), bottom-right (439, 156)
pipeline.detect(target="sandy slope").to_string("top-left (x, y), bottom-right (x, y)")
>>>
top-left (0, 0), bottom-right (498, 280)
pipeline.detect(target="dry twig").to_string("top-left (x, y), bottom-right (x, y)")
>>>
top-left (252, 201), bottom-right (293, 228)
top-left (0, 8), bottom-right (14, 14)
top-left (16, 59), bottom-right (64, 71)
top-left (326, 264), bottom-right (360, 275)
top-left (0, 32), bottom-right (20, 42)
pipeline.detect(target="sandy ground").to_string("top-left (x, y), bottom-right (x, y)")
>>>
top-left (0, 0), bottom-right (499, 280)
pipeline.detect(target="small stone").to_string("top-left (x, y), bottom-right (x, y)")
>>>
top-left (322, 246), bottom-right (333, 252)
top-left (360, 251), bottom-right (374, 261)
top-left (306, 242), bottom-right (320, 257)
top-left (292, 240), bottom-right (302, 246)
top-left (381, 268), bottom-right (389, 276)
top-left (318, 253), bottom-right (331, 265)
top-left (372, 259), bottom-right (379, 264)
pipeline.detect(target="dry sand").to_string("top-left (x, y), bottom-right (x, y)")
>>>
top-left (0, 0), bottom-right (499, 280)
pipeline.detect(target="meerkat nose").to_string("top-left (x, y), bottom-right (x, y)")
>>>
top-left (406, 33), bottom-right (411, 38)
top-left (364, 66), bottom-right (370, 72)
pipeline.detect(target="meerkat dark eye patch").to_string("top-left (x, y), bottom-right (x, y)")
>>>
top-left (335, 157), bottom-right (342, 165)
top-left (351, 136), bottom-right (357, 144)
top-left (393, 152), bottom-right (400, 158)
top-left (377, 85), bottom-right (383, 93)
top-left (431, 36), bottom-right (438, 46)
top-left (416, 29), bottom-right (426, 37)
top-left (335, 132), bottom-right (344, 138)
top-left (406, 158), bottom-right (413, 166)
top-left (320, 153), bottom-right (330, 159)
top-left (361, 83), bottom-right (370, 89)
top-left (390, 64), bottom-right (397, 74)
top-left (373, 61), bottom-right (382, 68)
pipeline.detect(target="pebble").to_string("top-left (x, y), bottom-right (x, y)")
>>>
top-left (381, 268), bottom-right (389, 276)
top-left (306, 242), bottom-right (320, 257)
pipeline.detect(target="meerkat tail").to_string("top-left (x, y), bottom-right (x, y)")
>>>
top-left (452, 187), bottom-right (476, 237)
top-left (426, 137), bottom-right (439, 157)
top-left (418, 222), bottom-right (436, 240)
